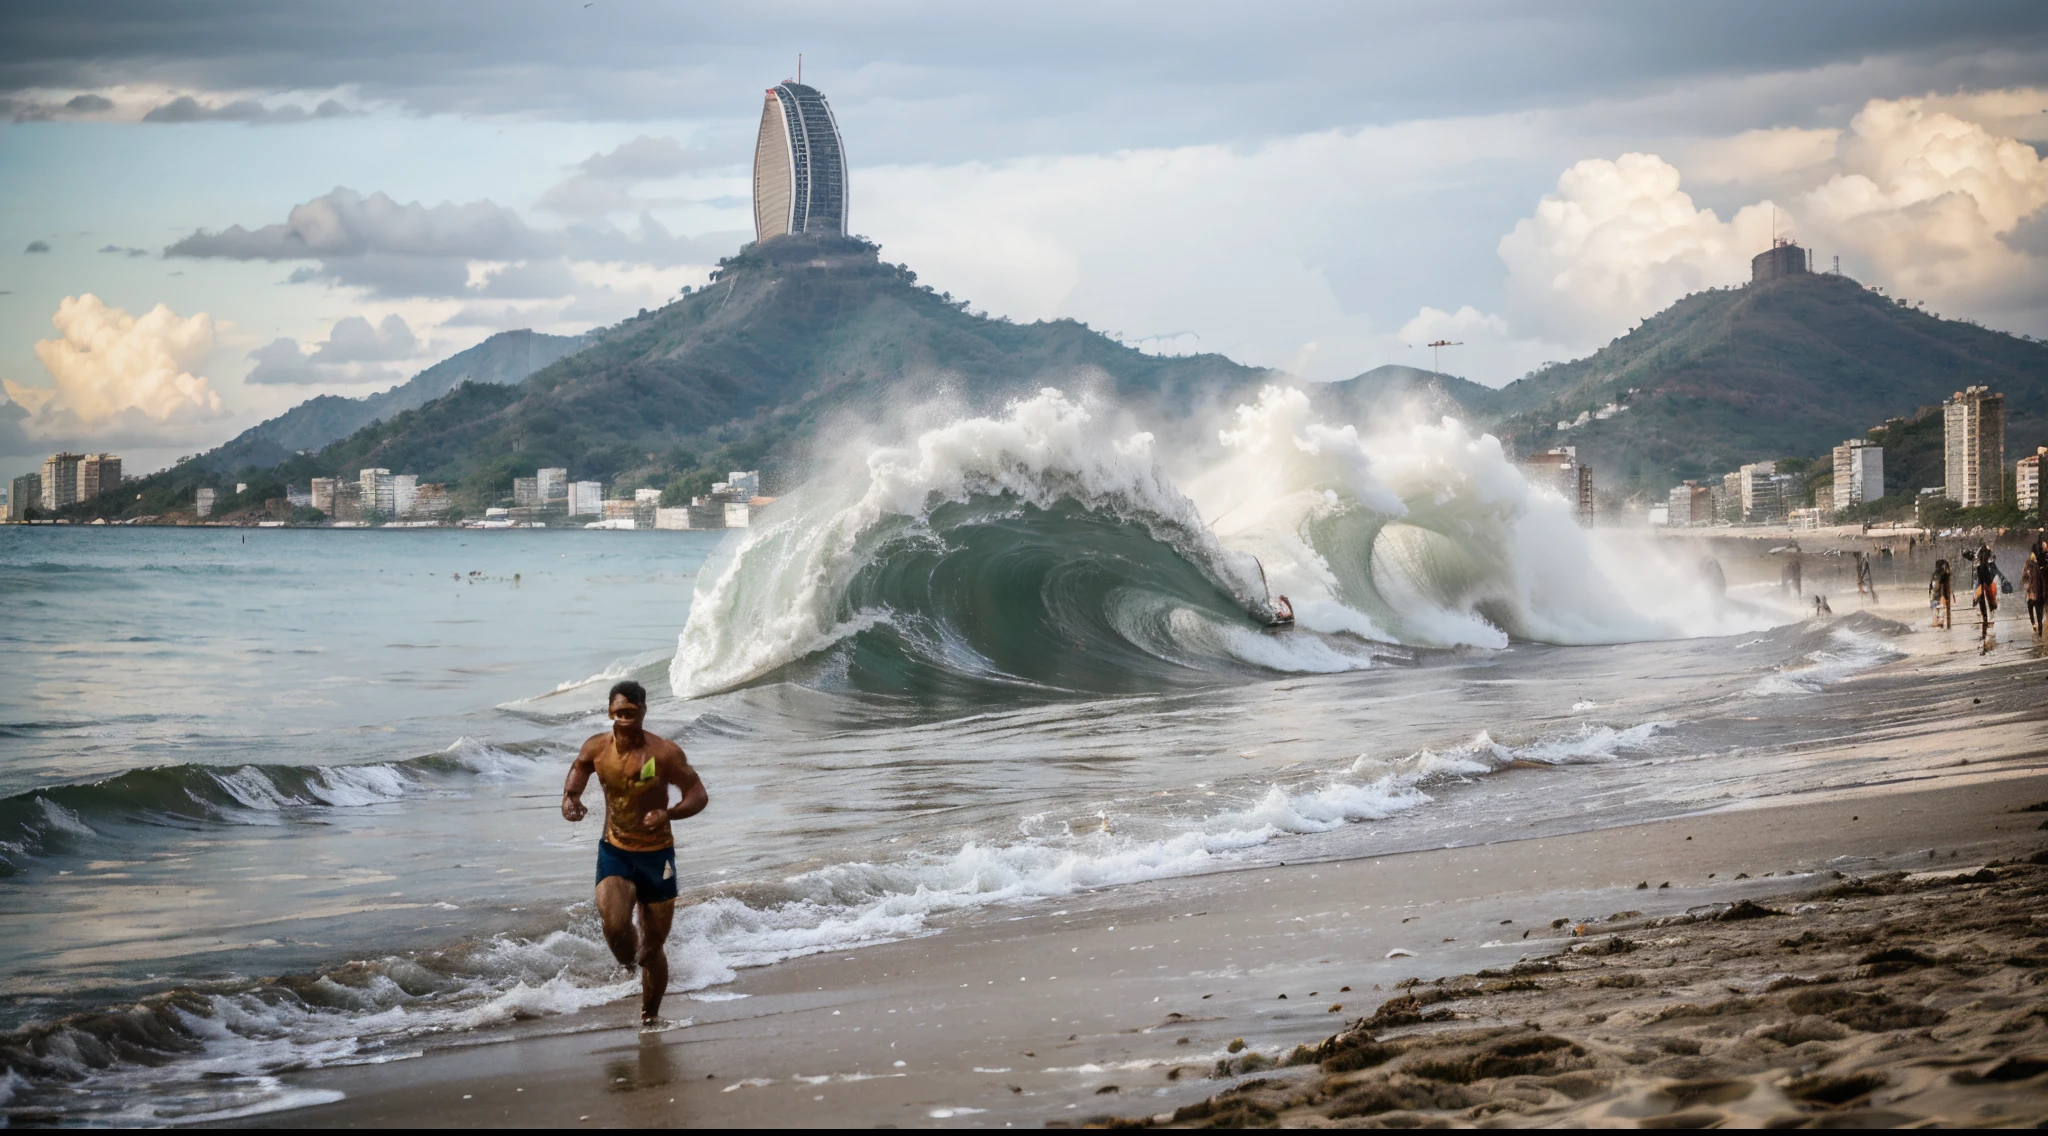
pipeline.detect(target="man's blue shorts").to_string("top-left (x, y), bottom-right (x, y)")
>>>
top-left (596, 840), bottom-right (678, 904)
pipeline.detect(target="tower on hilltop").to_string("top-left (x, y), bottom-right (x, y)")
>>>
top-left (1750, 239), bottom-right (1810, 284)
top-left (753, 80), bottom-right (848, 242)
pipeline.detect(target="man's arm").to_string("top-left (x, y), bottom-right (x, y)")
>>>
top-left (562, 738), bottom-right (600, 822)
top-left (643, 741), bottom-right (707, 828)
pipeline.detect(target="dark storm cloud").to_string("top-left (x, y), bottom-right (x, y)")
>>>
top-left (3, 1), bottom-right (2044, 159)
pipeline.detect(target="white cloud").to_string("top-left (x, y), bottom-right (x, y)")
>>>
top-left (3, 295), bottom-right (225, 433)
top-left (1795, 96), bottom-right (2048, 321)
top-left (1496, 153), bottom-right (1779, 346)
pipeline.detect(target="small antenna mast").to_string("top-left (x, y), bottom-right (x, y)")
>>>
top-left (798, 53), bottom-right (802, 84)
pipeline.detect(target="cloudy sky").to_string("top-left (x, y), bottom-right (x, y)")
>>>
top-left (4, 0), bottom-right (2047, 479)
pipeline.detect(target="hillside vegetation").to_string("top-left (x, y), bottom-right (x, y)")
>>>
top-left (1481, 272), bottom-right (2048, 494)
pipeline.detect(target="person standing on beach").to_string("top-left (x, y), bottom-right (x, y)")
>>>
top-left (1930, 559), bottom-right (1953, 629)
top-left (1971, 545), bottom-right (2001, 636)
top-left (1855, 552), bottom-right (1877, 605)
top-left (2025, 537), bottom-right (2048, 637)
top-left (561, 680), bottom-right (708, 1027)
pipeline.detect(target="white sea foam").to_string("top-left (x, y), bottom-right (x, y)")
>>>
top-left (1752, 626), bottom-right (1903, 695)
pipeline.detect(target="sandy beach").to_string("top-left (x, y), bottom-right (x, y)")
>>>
top-left (218, 577), bottom-right (2048, 1129)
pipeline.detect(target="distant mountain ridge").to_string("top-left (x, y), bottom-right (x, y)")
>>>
top-left (198, 330), bottom-right (585, 472)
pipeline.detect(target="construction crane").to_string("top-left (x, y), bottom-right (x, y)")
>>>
top-left (1424, 339), bottom-right (1463, 376)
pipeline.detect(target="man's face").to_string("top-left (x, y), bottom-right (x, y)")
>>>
top-left (609, 695), bottom-right (647, 730)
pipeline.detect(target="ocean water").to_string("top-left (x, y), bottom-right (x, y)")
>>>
top-left (0, 389), bottom-right (1942, 1123)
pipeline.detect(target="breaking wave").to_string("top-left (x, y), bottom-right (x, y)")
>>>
top-left (671, 387), bottom-right (1771, 702)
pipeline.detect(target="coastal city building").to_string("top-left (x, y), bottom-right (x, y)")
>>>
top-left (195, 487), bottom-right (216, 518)
top-left (1738, 461), bottom-right (1782, 522)
top-left (569, 480), bottom-right (603, 518)
top-left (358, 469), bottom-right (396, 518)
top-left (1830, 439), bottom-right (1884, 513)
top-left (39, 452), bottom-right (83, 510)
top-left (392, 474), bottom-right (419, 518)
top-left (753, 80), bottom-right (849, 241)
top-left (79, 454), bottom-right (122, 500)
top-left (1943, 385), bottom-right (2005, 506)
top-left (513, 477), bottom-right (540, 508)
top-left (1521, 448), bottom-right (1594, 525)
top-left (310, 478), bottom-right (338, 513)
top-left (1666, 480), bottom-right (1714, 527)
top-left (537, 468), bottom-right (568, 508)
top-left (414, 484), bottom-right (450, 517)
top-left (9, 473), bottom-right (40, 521)
top-left (2019, 446), bottom-right (2047, 512)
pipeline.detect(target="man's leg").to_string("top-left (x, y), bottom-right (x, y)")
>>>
top-left (595, 876), bottom-right (640, 970)
top-left (634, 898), bottom-right (677, 1022)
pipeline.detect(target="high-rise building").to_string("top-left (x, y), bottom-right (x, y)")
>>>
top-left (1521, 447), bottom-right (1594, 525)
top-left (40, 452), bottom-right (83, 510)
top-left (537, 468), bottom-right (568, 508)
top-left (569, 481), bottom-right (603, 517)
top-left (195, 487), bottom-right (216, 518)
top-left (1738, 461), bottom-right (1781, 522)
top-left (1942, 386), bottom-right (2004, 506)
top-left (358, 468), bottom-right (395, 518)
top-left (79, 453), bottom-right (121, 500)
top-left (1667, 481), bottom-right (1714, 527)
top-left (513, 477), bottom-right (540, 508)
top-left (752, 81), bottom-right (848, 241)
top-left (8, 473), bottom-right (40, 521)
top-left (310, 478), bottom-right (338, 514)
top-left (2019, 446), bottom-right (2047, 512)
top-left (392, 474), bottom-right (419, 517)
top-left (1830, 440), bottom-right (1884, 514)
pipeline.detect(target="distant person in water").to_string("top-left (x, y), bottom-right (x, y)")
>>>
top-left (2025, 536), bottom-right (2048, 636)
top-left (1855, 552), bottom-right (1878, 604)
top-left (1271, 595), bottom-right (1294, 625)
top-left (561, 680), bottom-right (708, 1027)
top-left (1930, 559), bottom-right (1953, 629)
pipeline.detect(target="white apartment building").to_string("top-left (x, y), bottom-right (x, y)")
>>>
top-left (568, 480), bottom-right (603, 517)
top-left (1830, 440), bottom-right (1884, 514)
top-left (1943, 386), bottom-right (2004, 506)
top-left (196, 487), bottom-right (216, 517)
top-left (537, 468), bottom-right (568, 506)
top-left (392, 474), bottom-right (419, 517)
top-left (2019, 446), bottom-right (2047, 512)
top-left (1738, 461), bottom-right (1780, 522)
top-left (358, 468), bottom-right (395, 517)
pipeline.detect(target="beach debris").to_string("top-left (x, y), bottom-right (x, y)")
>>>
top-left (1226, 1038), bottom-right (1246, 1053)
top-left (1094, 1084), bottom-right (1120, 1094)
top-left (1327, 1003), bottom-right (1342, 1013)
top-left (1386, 948), bottom-right (1415, 958)
top-left (1339, 986), bottom-right (1351, 992)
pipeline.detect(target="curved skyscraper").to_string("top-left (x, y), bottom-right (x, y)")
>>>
top-left (753, 81), bottom-right (848, 242)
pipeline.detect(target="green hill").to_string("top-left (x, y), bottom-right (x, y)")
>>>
top-left (88, 235), bottom-right (1270, 520)
top-left (198, 329), bottom-right (585, 473)
top-left (1479, 272), bottom-right (2048, 494)
top-left (1310, 364), bottom-right (1508, 424)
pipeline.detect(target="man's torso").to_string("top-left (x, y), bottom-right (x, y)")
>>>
top-left (594, 736), bottom-right (674, 852)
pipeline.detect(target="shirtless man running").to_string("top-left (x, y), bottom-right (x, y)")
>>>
top-left (561, 680), bottom-right (708, 1026)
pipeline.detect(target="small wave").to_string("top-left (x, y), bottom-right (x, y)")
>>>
top-left (0, 739), bottom-right (555, 873)
top-left (1751, 617), bottom-right (1906, 695)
